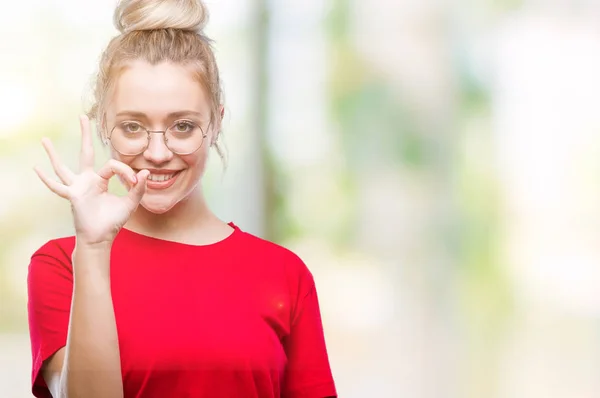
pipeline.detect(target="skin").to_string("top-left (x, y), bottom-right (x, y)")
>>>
top-left (34, 60), bottom-right (232, 398)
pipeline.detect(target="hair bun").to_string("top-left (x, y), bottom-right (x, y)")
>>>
top-left (114, 0), bottom-right (209, 34)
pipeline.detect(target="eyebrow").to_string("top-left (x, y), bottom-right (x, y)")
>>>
top-left (116, 110), bottom-right (204, 119)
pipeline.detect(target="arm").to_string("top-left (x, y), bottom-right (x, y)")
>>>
top-left (31, 116), bottom-right (148, 398)
top-left (43, 243), bottom-right (123, 398)
top-left (283, 275), bottom-right (337, 398)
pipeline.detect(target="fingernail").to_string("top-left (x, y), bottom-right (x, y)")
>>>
top-left (131, 175), bottom-right (137, 184)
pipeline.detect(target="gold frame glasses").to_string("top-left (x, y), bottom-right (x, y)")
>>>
top-left (107, 120), bottom-right (208, 156)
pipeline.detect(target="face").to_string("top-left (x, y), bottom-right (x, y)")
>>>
top-left (105, 60), bottom-right (216, 214)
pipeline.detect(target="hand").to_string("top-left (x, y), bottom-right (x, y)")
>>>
top-left (34, 115), bottom-right (149, 246)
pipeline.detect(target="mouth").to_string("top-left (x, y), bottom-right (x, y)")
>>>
top-left (135, 169), bottom-right (184, 190)
top-left (147, 171), bottom-right (179, 182)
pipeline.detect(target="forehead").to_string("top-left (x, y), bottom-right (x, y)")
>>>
top-left (109, 60), bottom-right (209, 118)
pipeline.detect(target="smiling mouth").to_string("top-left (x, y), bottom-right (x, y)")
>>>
top-left (147, 172), bottom-right (179, 182)
top-left (134, 169), bottom-right (183, 184)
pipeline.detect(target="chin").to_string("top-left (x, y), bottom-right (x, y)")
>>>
top-left (137, 177), bottom-right (201, 215)
top-left (139, 196), bottom-right (181, 215)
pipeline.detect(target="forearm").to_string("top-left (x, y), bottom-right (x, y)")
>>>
top-left (60, 244), bottom-right (123, 398)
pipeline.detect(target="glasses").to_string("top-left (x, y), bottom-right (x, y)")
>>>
top-left (107, 120), bottom-right (208, 156)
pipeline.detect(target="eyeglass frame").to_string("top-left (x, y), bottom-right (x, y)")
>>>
top-left (106, 120), bottom-right (209, 156)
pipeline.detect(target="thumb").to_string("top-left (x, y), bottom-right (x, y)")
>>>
top-left (125, 169), bottom-right (149, 210)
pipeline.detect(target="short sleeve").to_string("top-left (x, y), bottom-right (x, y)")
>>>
top-left (282, 274), bottom-right (337, 398)
top-left (27, 239), bottom-right (75, 398)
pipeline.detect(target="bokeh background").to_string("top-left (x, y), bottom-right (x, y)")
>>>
top-left (2, 0), bottom-right (600, 397)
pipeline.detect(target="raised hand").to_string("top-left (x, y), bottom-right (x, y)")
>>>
top-left (34, 115), bottom-right (149, 246)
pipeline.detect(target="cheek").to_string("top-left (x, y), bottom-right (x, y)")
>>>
top-left (109, 148), bottom-right (135, 164)
top-left (183, 147), bottom-right (210, 172)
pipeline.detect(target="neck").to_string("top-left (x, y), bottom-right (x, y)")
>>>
top-left (126, 187), bottom-right (217, 236)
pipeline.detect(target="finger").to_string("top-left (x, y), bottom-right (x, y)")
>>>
top-left (34, 166), bottom-right (70, 199)
top-left (97, 159), bottom-right (138, 183)
top-left (41, 138), bottom-right (75, 185)
top-left (79, 115), bottom-right (95, 171)
top-left (125, 169), bottom-right (149, 210)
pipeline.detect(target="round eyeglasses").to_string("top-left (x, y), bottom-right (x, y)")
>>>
top-left (107, 120), bottom-right (208, 156)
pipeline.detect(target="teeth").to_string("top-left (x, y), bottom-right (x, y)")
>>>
top-left (148, 173), bottom-right (175, 182)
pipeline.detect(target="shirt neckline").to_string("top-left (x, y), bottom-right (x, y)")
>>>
top-left (119, 221), bottom-right (242, 249)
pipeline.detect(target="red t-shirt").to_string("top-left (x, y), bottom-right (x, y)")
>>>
top-left (27, 223), bottom-right (336, 398)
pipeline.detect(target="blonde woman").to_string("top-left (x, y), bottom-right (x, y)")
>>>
top-left (27, 1), bottom-right (336, 397)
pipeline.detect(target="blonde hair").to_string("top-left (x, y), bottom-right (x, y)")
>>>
top-left (87, 0), bottom-right (225, 161)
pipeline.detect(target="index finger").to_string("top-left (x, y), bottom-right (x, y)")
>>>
top-left (79, 115), bottom-right (95, 171)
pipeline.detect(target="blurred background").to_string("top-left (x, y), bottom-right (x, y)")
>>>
top-left (2, 0), bottom-right (600, 397)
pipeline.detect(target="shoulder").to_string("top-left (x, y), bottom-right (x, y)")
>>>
top-left (236, 229), bottom-right (309, 268)
top-left (235, 228), bottom-right (315, 285)
top-left (29, 235), bottom-right (76, 274)
top-left (31, 235), bottom-right (76, 259)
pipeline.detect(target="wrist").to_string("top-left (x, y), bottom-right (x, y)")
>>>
top-left (72, 241), bottom-right (113, 280)
top-left (72, 239), bottom-right (112, 266)
top-left (74, 237), bottom-right (114, 251)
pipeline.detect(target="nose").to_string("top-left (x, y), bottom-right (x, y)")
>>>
top-left (143, 132), bottom-right (173, 164)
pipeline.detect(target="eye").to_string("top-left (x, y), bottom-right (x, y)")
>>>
top-left (121, 122), bottom-right (144, 133)
top-left (172, 121), bottom-right (195, 133)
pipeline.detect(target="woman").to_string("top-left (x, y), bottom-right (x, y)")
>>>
top-left (26, 1), bottom-right (337, 397)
